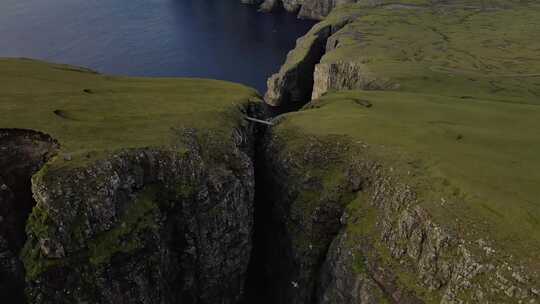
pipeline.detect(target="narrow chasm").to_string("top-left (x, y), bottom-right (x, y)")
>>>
top-left (243, 125), bottom-right (352, 304)
top-left (241, 128), bottom-right (274, 304)
top-left (0, 129), bottom-right (59, 303)
top-left (242, 27), bottom-right (338, 300)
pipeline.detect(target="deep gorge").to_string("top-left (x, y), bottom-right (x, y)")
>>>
top-left (0, 2), bottom-right (327, 300)
top-left (1, 0), bottom-right (540, 303)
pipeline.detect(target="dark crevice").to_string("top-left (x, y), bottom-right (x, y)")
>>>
top-left (243, 29), bottom-right (332, 304)
top-left (241, 132), bottom-right (273, 304)
top-left (0, 129), bottom-right (59, 303)
top-left (242, 120), bottom-right (347, 304)
top-left (243, 136), bottom-right (304, 304)
top-left (239, 100), bottom-right (273, 303)
top-left (241, 24), bottom-right (337, 303)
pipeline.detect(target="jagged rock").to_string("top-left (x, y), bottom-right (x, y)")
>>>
top-left (257, 0), bottom-right (362, 20)
top-left (312, 61), bottom-right (399, 100)
top-left (317, 232), bottom-right (389, 304)
top-left (264, 15), bottom-right (355, 110)
top-left (260, 0), bottom-right (284, 12)
top-left (22, 129), bottom-right (256, 304)
top-left (248, 130), bottom-right (355, 303)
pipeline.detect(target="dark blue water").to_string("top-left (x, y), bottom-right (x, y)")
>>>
top-left (0, 0), bottom-right (314, 92)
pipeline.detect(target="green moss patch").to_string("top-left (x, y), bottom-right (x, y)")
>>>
top-left (88, 186), bottom-right (160, 266)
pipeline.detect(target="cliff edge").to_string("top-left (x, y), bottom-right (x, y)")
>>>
top-left (257, 0), bottom-right (540, 302)
top-left (0, 58), bottom-right (262, 303)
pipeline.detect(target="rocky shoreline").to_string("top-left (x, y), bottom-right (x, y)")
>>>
top-left (243, 0), bottom-right (355, 20)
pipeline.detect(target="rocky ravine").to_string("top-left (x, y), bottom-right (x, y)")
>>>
top-left (2, 1), bottom-right (540, 303)
top-left (257, 0), bottom-right (540, 303)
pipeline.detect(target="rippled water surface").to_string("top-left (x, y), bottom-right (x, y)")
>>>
top-left (0, 0), bottom-right (315, 92)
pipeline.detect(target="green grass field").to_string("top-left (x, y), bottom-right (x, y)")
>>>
top-left (0, 58), bottom-right (258, 170)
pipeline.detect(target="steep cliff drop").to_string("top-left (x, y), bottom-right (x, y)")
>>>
top-left (264, 13), bottom-right (355, 113)
top-left (0, 129), bottom-right (59, 303)
top-left (2, 0), bottom-right (540, 302)
top-left (244, 1), bottom-right (540, 303)
top-left (0, 58), bottom-right (266, 304)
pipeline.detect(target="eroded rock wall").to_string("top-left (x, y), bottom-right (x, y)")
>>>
top-left (21, 117), bottom-right (260, 303)
top-left (248, 130), bottom-right (356, 304)
top-left (264, 16), bottom-right (355, 111)
top-left (254, 128), bottom-right (539, 303)
top-left (258, 0), bottom-right (361, 20)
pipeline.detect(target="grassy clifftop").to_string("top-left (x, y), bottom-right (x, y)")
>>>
top-left (296, 0), bottom-right (540, 262)
top-left (281, 88), bottom-right (540, 264)
top-left (264, 0), bottom-right (540, 301)
top-left (0, 58), bottom-right (261, 303)
top-left (319, 1), bottom-right (540, 103)
top-left (0, 58), bottom-right (259, 170)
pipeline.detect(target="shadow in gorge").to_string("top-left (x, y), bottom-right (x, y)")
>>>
top-left (241, 118), bottom-right (298, 304)
top-left (242, 132), bottom-right (274, 304)
top-left (241, 34), bottom-right (325, 300)
top-left (0, 129), bottom-right (58, 303)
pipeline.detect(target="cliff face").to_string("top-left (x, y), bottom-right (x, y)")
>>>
top-left (0, 59), bottom-right (264, 303)
top-left (257, 1), bottom-right (540, 303)
top-left (255, 102), bottom-right (539, 303)
top-left (256, 0), bottom-right (360, 20)
top-left (249, 130), bottom-right (356, 303)
top-left (2, 1), bottom-right (540, 302)
top-left (0, 129), bottom-right (59, 303)
top-left (264, 13), bottom-right (355, 109)
top-left (23, 130), bottom-right (255, 304)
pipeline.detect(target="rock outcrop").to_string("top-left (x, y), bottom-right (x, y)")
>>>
top-left (22, 128), bottom-right (256, 304)
top-left (257, 0), bottom-right (360, 20)
top-left (311, 61), bottom-right (398, 100)
top-left (256, 1), bottom-right (540, 303)
top-left (264, 14), bottom-right (356, 111)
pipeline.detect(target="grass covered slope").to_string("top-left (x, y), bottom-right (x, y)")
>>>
top-left (283, 90), bottom-right (540, 263)
top-left (0, 58), bottom-right (259, 169)
top-left (301, 0), bottom-right (540, 262)
top-left (265, 0), bottom-right (540, 301)
top-left (317, 1), bottom-right (540, 103)
top-left (0, 58), bottom-right (261, 303)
